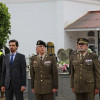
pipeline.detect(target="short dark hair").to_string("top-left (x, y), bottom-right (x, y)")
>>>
top-left (9, 39), bottom-right (19, 47)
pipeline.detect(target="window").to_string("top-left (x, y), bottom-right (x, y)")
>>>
top-left (88, 31), bottom-right (95, 37)
top-left (88, 38), bottom-right (95, 44)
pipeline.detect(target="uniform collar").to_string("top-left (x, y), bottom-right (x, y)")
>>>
top-left (80, 51), bottom-right (87, 57)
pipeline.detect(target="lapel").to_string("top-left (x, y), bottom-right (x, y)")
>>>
top-left (36, 54), bottom-right (48, 66)
top-left (42, 54), bottom-right (48, 62)
top-left (37, 54), bottom-right (48, 63)
top-left (11, 53), bottom-right (19, 68)
top-left (76, 53), bottom-right (80, 63)
top-left (36, 55), bottom-right (41, 64)
top-left (7, 54), bottom-right (10, 67)
top-left (13, 53), bottom-right (18, 63)
top-left (79, 52), bottom-right (89, 64)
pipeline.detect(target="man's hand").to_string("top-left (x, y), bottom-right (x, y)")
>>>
top-left (52, 89), bottom-right (58, 93)
top-left (95, 89), bottom-right (99, 95)
top-left (21, 86), bottom-right (26, 92)
top-left (1, 86), bottom-right (5, 92)
top-left (32, 88), bottom-right (34, 93)
top-left (72, 88), bottom-right (74, 93)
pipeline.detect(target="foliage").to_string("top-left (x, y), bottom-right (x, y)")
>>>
top-left (57, 60), bottom-right (69, 72)
top-left (27, 54), bottom-right (35, 69)
top-left (87, 48), bottom-right (92, 53)
top-left (0, 2), bottom-right (11, 49)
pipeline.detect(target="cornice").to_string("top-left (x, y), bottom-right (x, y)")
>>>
top-left (0, 0), bottom-right (100, 5)
top-left (0, 0), bottom-right (57, 4)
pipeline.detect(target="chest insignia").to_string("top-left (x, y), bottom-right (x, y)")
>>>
top-left (84, 59), bottom-right (92, 63)
top-left (33, 60), bottom-right (37, 64)
top-left (44, 61), bottom-right (51, 65)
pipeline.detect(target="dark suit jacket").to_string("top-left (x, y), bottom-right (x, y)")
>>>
top-left (0, 54), bottom-right (3, 73)
top-left (30, 54), bottom-right (58, 94)
top-left (0, 54), bottom-right (3, 87)
top-left (1, 53), bottom-right (26, 89)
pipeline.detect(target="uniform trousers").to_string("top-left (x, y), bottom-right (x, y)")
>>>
top-left (5, 82), bottom-right (23, 100)
top-left (35, 93), bottom-right (53, 100)
top-left (75, 93), bottom-right (95, 100)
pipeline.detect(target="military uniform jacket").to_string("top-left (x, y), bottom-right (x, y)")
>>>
top-left (30, 54), bottom-right (58, 94)
top-left (70, 51), bottom-right (100, 93)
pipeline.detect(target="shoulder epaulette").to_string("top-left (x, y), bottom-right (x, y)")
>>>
top-left (49, 54), bottom-right (55, 56)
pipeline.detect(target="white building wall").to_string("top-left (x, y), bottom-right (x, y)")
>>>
top-left (2, 0), bottom-right (100, 58)
top-left (6, 1), bottom-right (57, 57)
top-left (56, 1), bottom-right (65, 50)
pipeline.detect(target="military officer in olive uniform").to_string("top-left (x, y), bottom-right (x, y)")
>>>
top-left (30, 40), bottom-right (58, 100)
top-left (70, 38), bottom-right (100, 100)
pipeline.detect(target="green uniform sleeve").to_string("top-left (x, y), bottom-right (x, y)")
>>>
top-left (51, 56), bottom-right (58, 89)
top-left (93, 54), bottom-right (100, 89)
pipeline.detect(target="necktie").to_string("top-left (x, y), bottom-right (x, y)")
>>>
top-left (81, 55), bottom-right (84, 60)
top-left (10, 54), bottom-right (14, 66)
top-left (40, 56), bottom-right (42, 60)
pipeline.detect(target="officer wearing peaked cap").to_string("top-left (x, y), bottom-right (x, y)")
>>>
top-left (30, 40), bottom-right (58, 100)
top-left (70, 38), bottom-right (100, 100)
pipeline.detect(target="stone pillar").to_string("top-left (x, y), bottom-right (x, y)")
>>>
top-left (55, 73), bottom-right (75, 100)
top-left (27, 69), bottom-right (35, 100)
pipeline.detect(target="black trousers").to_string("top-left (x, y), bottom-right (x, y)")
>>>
top-left (75, 93), bottom-right (95, 100)
top-left (35, 93), bottom-right (53, 100)
top-left (5, 83), bottom-right (23, 100)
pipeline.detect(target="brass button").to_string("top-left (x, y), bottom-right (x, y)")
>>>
top-left (41, 75), bottom-right (42, 77)
top-left (80, 77), bottom-right (82, 79)
top-left (41, 80), bottom-right (43, 82)
top-left (40, 71), bottom-right (42, 72)
top-left (90, 81), bottom-right (91, 82)
top-left (80, 64), bottom-right (82, 66)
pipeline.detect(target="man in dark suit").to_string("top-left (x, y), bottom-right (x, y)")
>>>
top-left (70, 38), bottom-right (100, 100)
top-left (0, 51), bottom-right (4, 100)
top-left (1, 39), bottom-right (26, 100)
top-left (30, 40), bottom-right (58, 100)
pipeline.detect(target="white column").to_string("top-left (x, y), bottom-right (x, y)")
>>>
top-left (56, 0), bottom-right (64, 55)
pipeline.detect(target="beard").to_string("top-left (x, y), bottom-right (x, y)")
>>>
top-left (77, 47), bottom-right (87, 53)
top-left (78, 48), bottom-right (85, 52)
top-left (10, 48), bottom-right (15, 53)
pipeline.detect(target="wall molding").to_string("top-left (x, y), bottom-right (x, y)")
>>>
top-left (0, 0), bottom-right (100, 5)
top-left (0, 0), bottom-right (56, 4)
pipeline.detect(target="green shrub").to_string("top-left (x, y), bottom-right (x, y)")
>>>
top-left (0, 2), bottom-right (11, 49)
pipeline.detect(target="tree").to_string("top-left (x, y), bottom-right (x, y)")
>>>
top-left (0, 2), bottom-right (11, 50)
